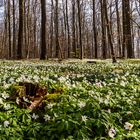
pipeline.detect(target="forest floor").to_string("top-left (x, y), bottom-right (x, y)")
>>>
top-left (0, 59), bottom-right (140, 139)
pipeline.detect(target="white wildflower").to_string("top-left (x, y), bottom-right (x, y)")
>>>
top-left (44, 114), bottom-right (51, 122)
top-left (78, 101), bottom-right (86, 108)
top-left (108, 90), bottom-right (112, 95)
top-left (99, 98), bottom-right (103, 103)
top-left (107, 109), bottom-right (111, 113)
top-left (47, 103), bottom-right (55, 109)
top-left (3, 121), bottom-right (10, 127)
top-left (54, 75), bottom-right (58, 78)
top-left (130, 96), bottom-right (134, 99)
top-left (127, 111), bottom-right (133, 115)
top-left (88, 90), bottom-right (94, 96)
top-left (33, 75), bottom-right (40, 82)
top-left (32, 113), bottom-right (39, 120)
top-left (3, 83), bottom-right (11, 89)
top-left (71, 84), bottom-right (76, 88)
top-left (3, 104), bottom-right (11, 110)
top-left (81, 115), bottom-right (88, 122)
top-left (58, 77), bottom-right (66, 82)
top-left (16, 97), bottom-right (20, 105)
top-left (1, 92), bottom-right (9, 99)
top-left (124, 122), bottom-right (133, 130)
top-left (95, 82), bottom-right (102, 87)
top-left (106, 95), bottom-right (110, 100)
top-left (108, 128), bottom-right (116, 138)
top-left (102, 82), bottom-right (107, 86)
top-left (115, 78), bottom-right (118, 83)
top-left (133, 101), bottom-right (136, 104)
top-left (9, 78), bottom-right (14, 83)
top-left (120, 81), bottom-right (126, 87)
top-left (104, 99), bottom-right (109, 105)
top-left (23, 97), bottom-right (30, 103)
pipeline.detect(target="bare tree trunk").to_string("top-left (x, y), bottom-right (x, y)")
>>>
top-left (92, 0), bottom-right (98, 59)
top-left (8, 0), bottom-right (11, 59)
top-left (55, 0), bottom-right (60, 58)
top-left (122, 0), bottom-right (133, 58)
top-left (72, 0), bottom-right (76, 58)
top-left (40, 0), bottom-right (47, 60)
top-left (100, 0), bottom-right (107, 59)
top-left (104, 0), bottom-right (117, 63)
top-left (66, 0), bottom-right (71, 58)
top-left (17, 0), bottom-right (24, 59)
top-left (26, 0), bottom-right (31, 59)
top-left (12, 0), bottom-right (16, 59)
top-left (115, 0), bottom-right (122, 57)
top-left (33, 0), bottom-right (37, 58)
top-left (77, 0), bottom-right (83, 59)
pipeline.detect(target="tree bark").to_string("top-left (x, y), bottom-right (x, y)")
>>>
top-left (40, 0), bottom-right (47, 60)
top-left (17, 0), bottom-right (24, 59)
top-left (122, 0), bottom-right (133, 58)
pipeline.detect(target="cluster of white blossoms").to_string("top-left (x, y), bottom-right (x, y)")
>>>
top-left (58, 76), bottom-right (67, 83)
top-left (1, 91), bottom-right (9, 99)
top-left (108, 122), bottom-right (134, 138)
top-left (3, 103), bottom-right (11, 110)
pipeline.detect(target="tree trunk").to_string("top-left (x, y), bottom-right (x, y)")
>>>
top-left (100, 0), bottom-right (107, 59)
top-left (55, 0), bottom-right (60, 58)
top-left (92, 0), bottom-right (98, 59)
top-left (115, 0), bottom-right (122, 57)
top-left (72, 0), bottom-right (76, 58)
top-left (8, 0), bottom-right (11, 59)
top-left (77, 0), bottom-right (83, 59)
top-left (40, 0), bottom-right (47, 60)
top-left (122, 0), bottom-right (133, 58)
top-left (12, 0), bottom-right (16, 59)
top-left (17, 0), bottom-right (24, 59)
top-left (104, 0), bottom-right (117, 63)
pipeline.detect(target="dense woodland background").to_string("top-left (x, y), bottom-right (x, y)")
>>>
top-left (0, 0), bottom-right (140, 60)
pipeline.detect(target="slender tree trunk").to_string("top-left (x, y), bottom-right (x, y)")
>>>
top-left (72, 0), bottom-right (76, 58)
top-left (33, 0), bottom-right (37, 58)
top-left (17, 0), bottom-right (24, 59)
top-left (115, 0), bottom-right (122, 57)
top-left (100, 0), bottom-right (107, 59)
top-left (92, 0), bottom-right (98, 59)
top-left (49, 0), bottom-right (54, 58)
top-left (66, 0), bottom-right (71, 58)
top-left (23, 0), bottom-right (27, 58)
top-left (12, 0), bottom-right (16, 59)
top-left (26, 0), bottom-right (31, 58)
top-left (77, 0), bottom-right (83, 59)
top-left (40, 0), bottom-right (47, 60)
top-left (8, 0), bottom-right (11, 59)
top-left (55, 0), bottom-right (60, 58)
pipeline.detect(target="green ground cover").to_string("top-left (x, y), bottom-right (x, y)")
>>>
top-left (0, 60), bottom-right (140, 140)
